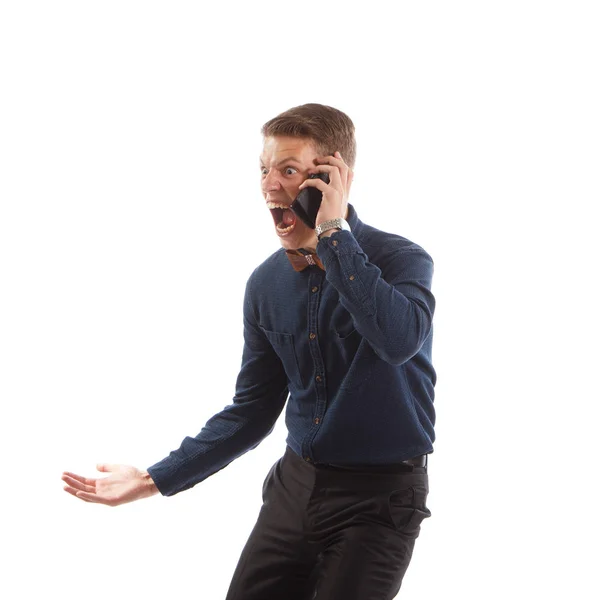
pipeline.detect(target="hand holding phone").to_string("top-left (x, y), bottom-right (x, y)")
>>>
top-left (290, 172), bottom-right (330, 229)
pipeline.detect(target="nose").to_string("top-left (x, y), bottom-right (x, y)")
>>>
top-left (261, 169), bottom-right (283, 193)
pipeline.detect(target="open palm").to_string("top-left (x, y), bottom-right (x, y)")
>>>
top-left (62, 463), bottom-right (158, 507)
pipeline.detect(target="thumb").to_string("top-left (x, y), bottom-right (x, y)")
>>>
top-left (97, 463), bottom-right (117, 473)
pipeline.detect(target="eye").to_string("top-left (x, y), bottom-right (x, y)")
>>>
top-left (260, 165), bottom-right (299, 176)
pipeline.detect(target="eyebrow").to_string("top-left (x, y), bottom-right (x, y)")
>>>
top-left (259, 157), bottom-right (303, 168)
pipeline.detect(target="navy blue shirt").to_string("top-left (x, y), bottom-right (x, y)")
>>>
top-left (148, 204), bottom-right (436, 496)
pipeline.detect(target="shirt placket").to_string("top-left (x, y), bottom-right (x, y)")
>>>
top-left (301, 269), bottom-right (327, 463)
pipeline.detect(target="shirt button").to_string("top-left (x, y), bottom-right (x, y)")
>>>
top-left (314, 418), bottom-right (320, 425)
top-left (309, 332), bottom-right (316, 340)
top-left (315, 375), bottom-right (322, 382)
top-left (332, 240), bottom-right (338, 247)
top-left (349, 274), bottom-right (355, 280)
top-left (312, 286), bottom-right (318, 293)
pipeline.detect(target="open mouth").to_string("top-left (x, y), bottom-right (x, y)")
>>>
top-left (267, 202), bottom-right (297, 235)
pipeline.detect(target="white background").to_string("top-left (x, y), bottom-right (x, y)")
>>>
top-left (1, 1), bottom-right (598, 598)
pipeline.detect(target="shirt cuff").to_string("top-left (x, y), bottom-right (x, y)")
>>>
top-left (316, 229), bottom-right (362, 264)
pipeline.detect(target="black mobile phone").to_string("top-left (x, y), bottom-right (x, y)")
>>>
top-left (290, 172), bottom-right (330, 229)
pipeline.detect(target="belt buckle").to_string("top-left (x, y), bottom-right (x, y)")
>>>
top-left (402, 453), bottom-right (427, 468)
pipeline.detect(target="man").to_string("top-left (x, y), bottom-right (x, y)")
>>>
top-left (62, 103), bottom-right (436, 599)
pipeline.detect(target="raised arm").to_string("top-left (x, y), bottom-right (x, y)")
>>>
top-left (317, 233), bottom-right (435, 366)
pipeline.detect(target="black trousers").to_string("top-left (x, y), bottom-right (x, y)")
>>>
top-left (225, 446), bottom-right (431, 600)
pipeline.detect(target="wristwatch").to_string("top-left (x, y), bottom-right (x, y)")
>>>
top-left (315, 218), bottom-right (351, 240)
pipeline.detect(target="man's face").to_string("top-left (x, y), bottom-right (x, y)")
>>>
top-left (260, 135), bottom-right (320, 250)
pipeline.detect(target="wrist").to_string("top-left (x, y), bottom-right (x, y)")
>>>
top-left (315, 215), bottom-right (343, 229)
top-left (315, 217), bottom-right (351, 241)
top-left (140, 470), bottom-right (159, 496)
top-left (318, 229), bottom-right (338, 239)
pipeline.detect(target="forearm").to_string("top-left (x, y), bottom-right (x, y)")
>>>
top-left (147, 270), bottom-right (295, 497)
top-left (317, 231), bottom-right (435, 365)
top-left (148, 300), bottom-right (289, 498)
top-left (147, 387), bottom-right (287, 497)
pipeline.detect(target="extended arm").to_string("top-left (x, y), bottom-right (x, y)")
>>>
top-left (63, 275), bottom-right (288, 504)
top-left (146, 275), bottom-right (289, 496)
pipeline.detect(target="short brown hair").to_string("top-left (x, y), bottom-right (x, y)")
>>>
top-left (261, 103), bottom-right (357, 169)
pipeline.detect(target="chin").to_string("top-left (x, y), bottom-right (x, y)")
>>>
top-left (276, 224), bottom-right (317, 250)
top-left (278, 232), bottom-right (317, 250)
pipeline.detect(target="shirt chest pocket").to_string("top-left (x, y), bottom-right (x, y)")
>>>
top-left (260, 327), bottom-right (305, 390)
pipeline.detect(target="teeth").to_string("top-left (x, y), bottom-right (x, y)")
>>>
top-left (267, 202), bottom-right (290, 209)
top-left (277, 223), bottom-right (294, 234)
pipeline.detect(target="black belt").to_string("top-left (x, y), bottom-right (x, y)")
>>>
top-left (402, 453), bottom-right (428, 468)
top-left (324, 453), bottom-right (428, 473)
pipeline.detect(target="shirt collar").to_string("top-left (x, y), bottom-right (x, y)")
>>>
top-left (283, 203), bottom-right (362, 272)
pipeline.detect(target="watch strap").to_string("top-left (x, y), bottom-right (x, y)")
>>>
top-left (316, 218), bottom-right (351, 239)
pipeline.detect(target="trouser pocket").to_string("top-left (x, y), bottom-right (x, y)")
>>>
top-left (261, 459), bottom-right (280, 503)
top-left (387, 484), bottom-right (431, 537)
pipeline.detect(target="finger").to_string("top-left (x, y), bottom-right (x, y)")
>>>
top-left (333, 152), bottom-right (353, 199)
top-left (63, 485), bottom-right (95, 502)
top-left (307, 164), bottom-right (344, 189)
top-left (335, 151), bottom-right (353, 189)
top-left (306, 166), bottom-right (346, 206)
top-left (315, 152), bottom-right (347, 166)
top-left (73, 490), bottom-right (109, 504)
top-left (315, 152), bottom-right (349, 176)
top-left (314, 154), bottom-right (347, 190)
top-left (298, 178), bottom-right (329, 193)
top-left (335, 152), bottom-right (352, 192)
top-left (346, 169), bottom-right (354, 194)
top-left (62, 472), bottom-right (97, 487)
top-left (62, 474), bottom-right (96, 493)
